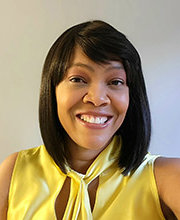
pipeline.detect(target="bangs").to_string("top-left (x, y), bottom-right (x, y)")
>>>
top-left (76, 39), bottom-right (122, 64)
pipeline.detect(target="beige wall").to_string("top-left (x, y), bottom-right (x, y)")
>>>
top-left (0, 0), bottom-right (180, 162)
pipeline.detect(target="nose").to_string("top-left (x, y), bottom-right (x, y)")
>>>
top-left (83, 83), bottom-right (110, 106)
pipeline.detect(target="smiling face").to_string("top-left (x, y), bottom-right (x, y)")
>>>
top-left (55, 46), bottom-right (129, 151)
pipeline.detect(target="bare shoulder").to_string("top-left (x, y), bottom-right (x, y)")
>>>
top-left (154, 157), bottom-right (180, 219)
top-left (0, 152), bottom-right (19, 219)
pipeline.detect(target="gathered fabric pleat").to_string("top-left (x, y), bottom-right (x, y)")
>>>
top-left (62, 136), bottom-right (121, 220)
top-left (7, 135), bottom-right (165, 220)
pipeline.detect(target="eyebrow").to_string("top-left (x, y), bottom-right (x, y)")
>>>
top-left (68, 62), bottom-right (124, 72)
top-left (105, 65), bottom-right (124, 72)
top-left (67, 63), bottom-right (94, 71)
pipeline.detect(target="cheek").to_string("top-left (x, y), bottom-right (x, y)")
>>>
top-left (56, 87), bottom-right (82, 120)
top-left (56, 86), bottom-right (69, 122)
top-left (56, 95), bottom-right (72, 119)
top-left (113, 91), bottom-right (129, 114)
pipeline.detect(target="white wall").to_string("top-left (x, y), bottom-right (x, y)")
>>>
top-left (0, 0), bottom-right (180, 162)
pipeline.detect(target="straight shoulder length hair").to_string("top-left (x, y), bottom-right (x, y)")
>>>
top-left (39, 20), bottom-right (151, 175)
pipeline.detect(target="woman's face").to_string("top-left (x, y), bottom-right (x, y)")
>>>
top-left (56, 46), bottom-right (129, 151)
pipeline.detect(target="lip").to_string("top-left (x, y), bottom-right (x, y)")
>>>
top-left (76, 111), bottom-right (113, 117)
top-left (76, 111), bottom-right (113, 129)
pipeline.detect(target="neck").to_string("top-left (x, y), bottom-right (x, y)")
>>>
top-left (66, 138), bottom-right (106, 174)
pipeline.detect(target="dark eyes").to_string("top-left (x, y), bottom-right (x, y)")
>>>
top-left (69, 77), bottom-right (86, 83)
top-left (69, 77), bottom-right (124, 86)
top-left (109, 79), bottom-right (124, 86)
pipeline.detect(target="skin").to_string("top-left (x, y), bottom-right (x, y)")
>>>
top-left (0, 46), bottom-right (180, 219)
top-left (154, 158), bottom-right (180, 219)
top-left (55, 46), bottom-right (129, 173)
top-left (0, 152), bottom-right (18, 219)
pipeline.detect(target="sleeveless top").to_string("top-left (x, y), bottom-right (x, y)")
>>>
top-left (7, 136), bottom-right (165, 220)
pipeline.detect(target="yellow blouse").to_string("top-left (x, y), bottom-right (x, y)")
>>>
top-left (7, 136), bottom-right (165, 220)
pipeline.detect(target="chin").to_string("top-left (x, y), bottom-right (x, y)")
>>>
top-left (76, 136), bottom-right (113, 151)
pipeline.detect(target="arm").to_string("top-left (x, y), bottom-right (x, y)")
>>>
top-left (0, 153), bottom-right (18, 219)
top-left (154, 157), bottom-right (180, 219)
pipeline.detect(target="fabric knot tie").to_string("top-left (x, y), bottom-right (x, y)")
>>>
top-left (63, 136), bottom-right (121, 220)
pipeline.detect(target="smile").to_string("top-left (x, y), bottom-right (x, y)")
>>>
top-left (80, 115), bottom-right (108, 124)
top-left (76, 113), bottom-right (112, 125)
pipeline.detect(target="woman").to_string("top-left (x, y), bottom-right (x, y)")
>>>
top-left (0, 20), bottom-right (180, 219)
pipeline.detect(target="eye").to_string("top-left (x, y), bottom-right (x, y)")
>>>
top-left (109, 79), bottom-right (124, 86)
top-left (69, 77), bottom-right (87, 83)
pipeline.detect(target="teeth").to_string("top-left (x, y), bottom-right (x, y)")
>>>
top-left (80, 115), bottom-right (108, 124)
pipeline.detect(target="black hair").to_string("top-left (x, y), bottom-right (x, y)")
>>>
top-left (39, 20), bottom-right (151, 175)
